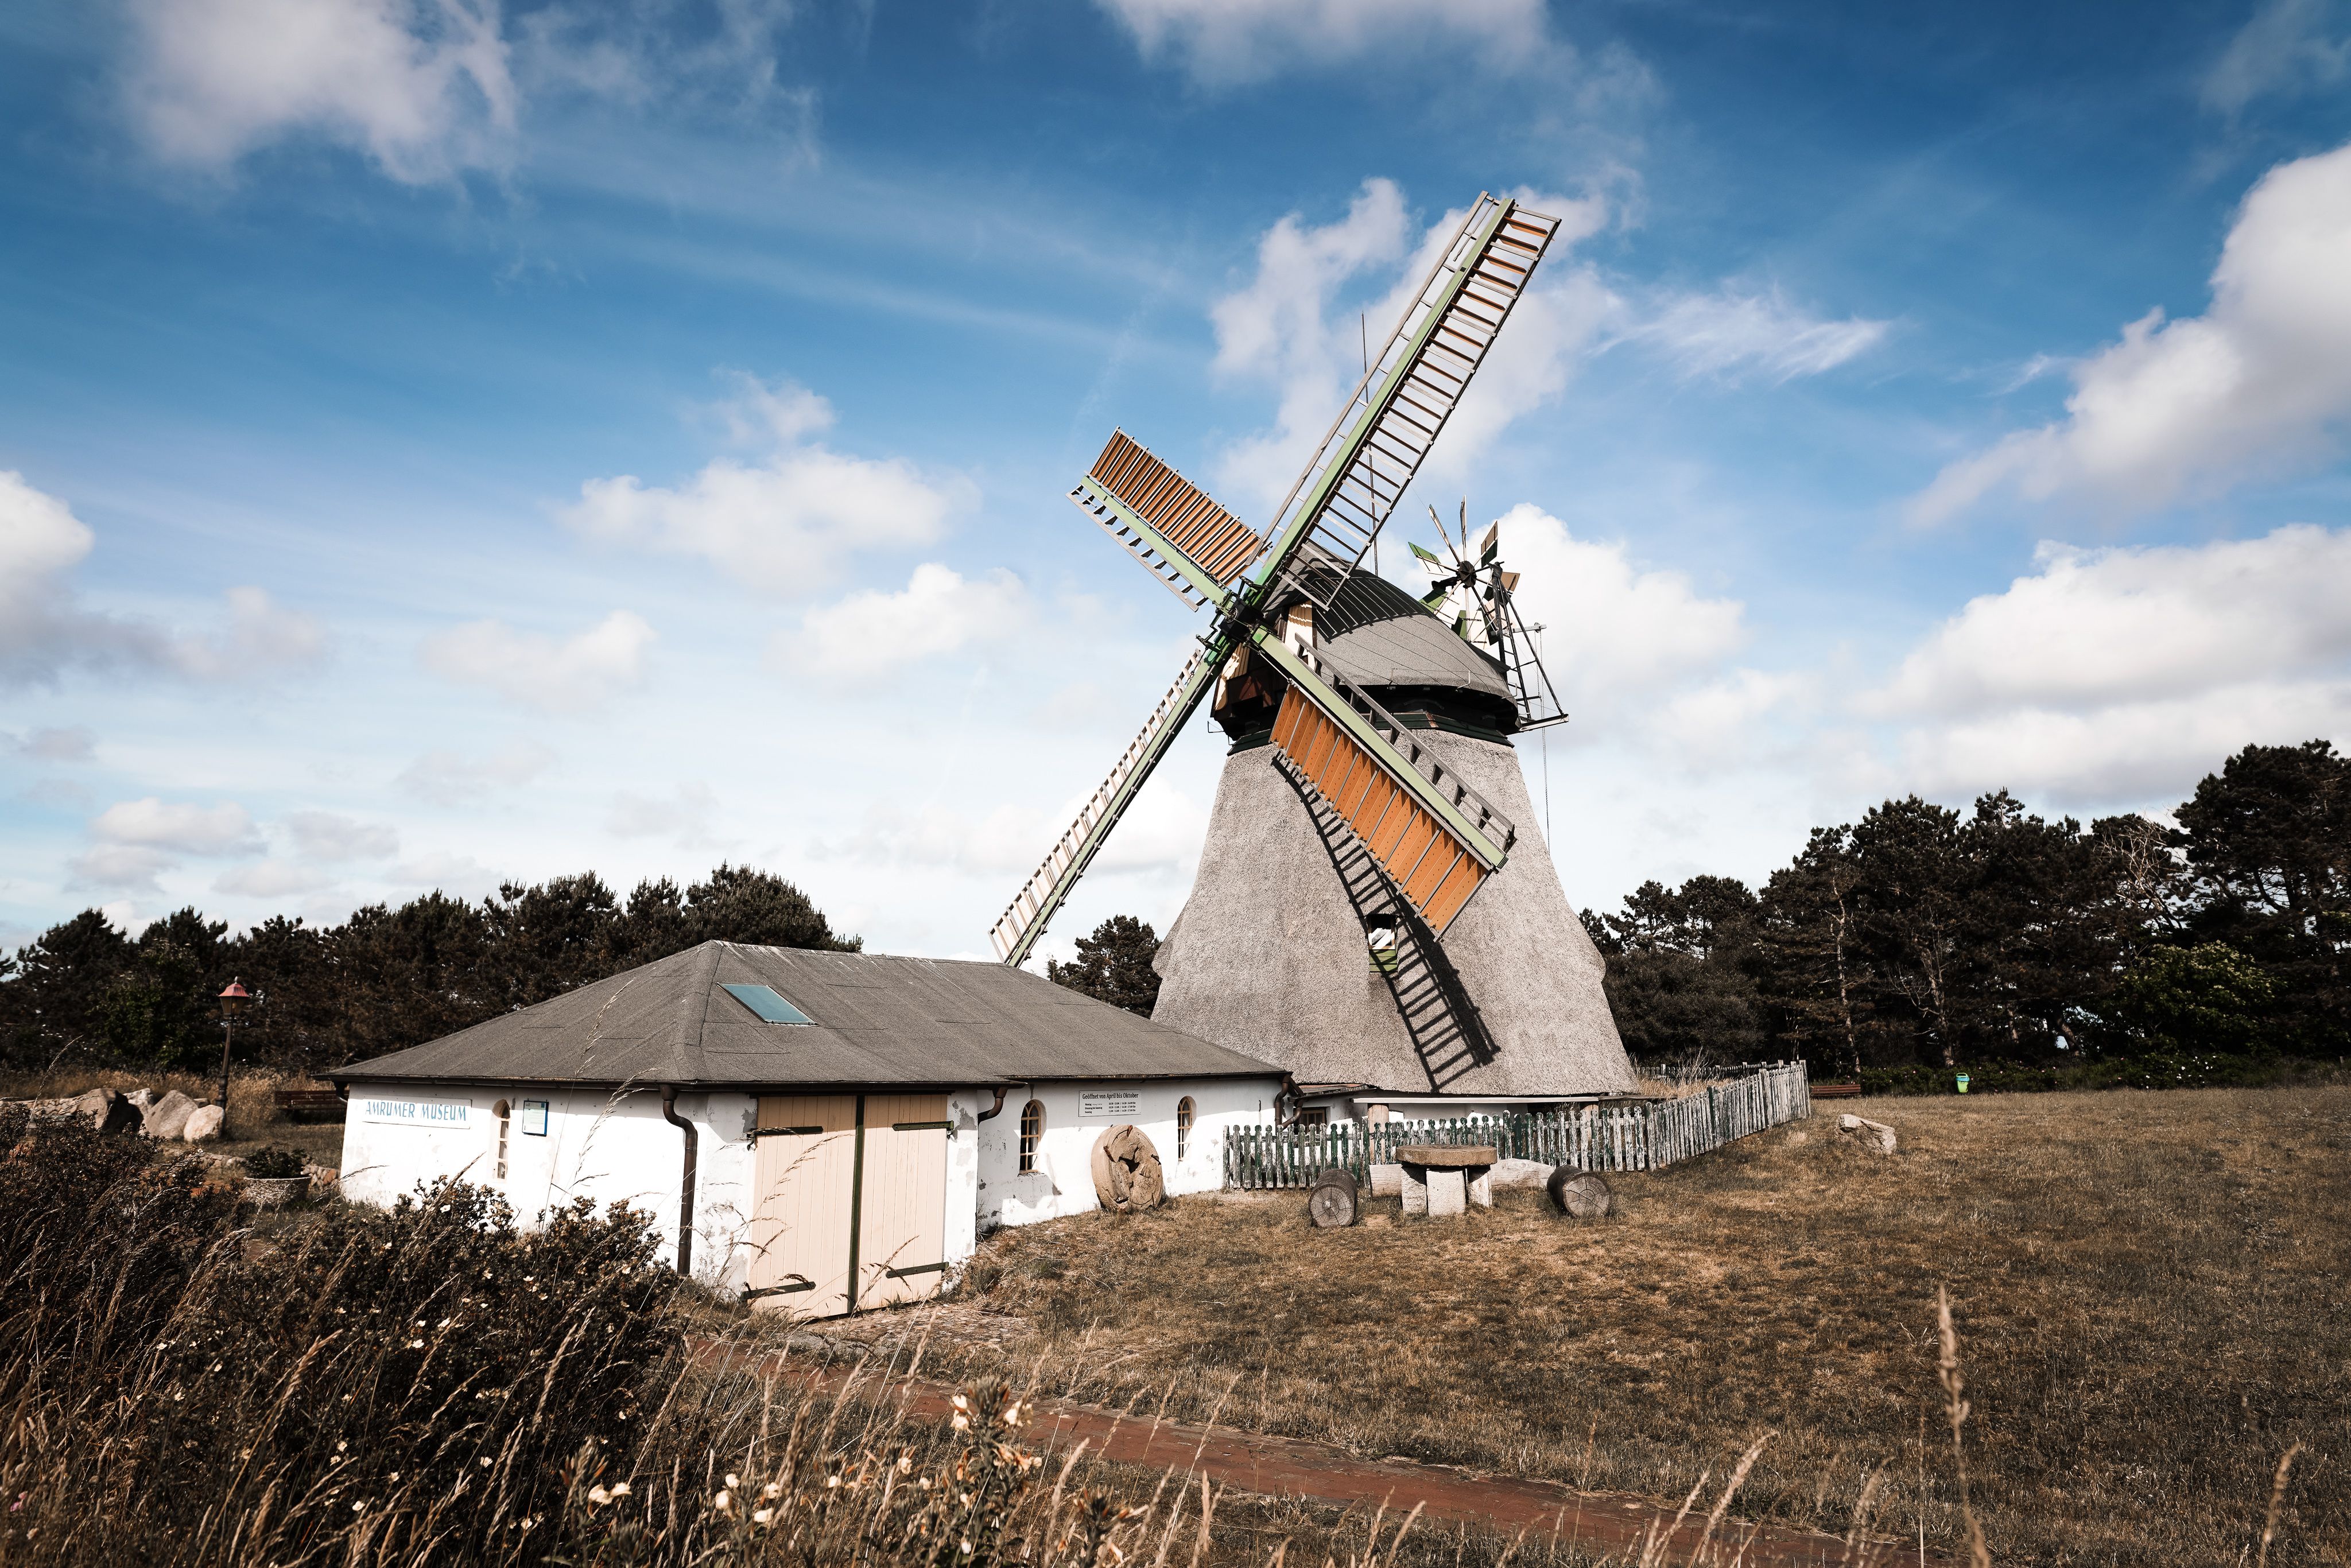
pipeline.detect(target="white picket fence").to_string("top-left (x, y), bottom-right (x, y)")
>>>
top-left (1223, 1062), bottom-right (1811, 1190)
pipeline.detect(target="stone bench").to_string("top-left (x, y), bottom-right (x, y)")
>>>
top-left (1395, 1144), bottom-right (1497, 1218)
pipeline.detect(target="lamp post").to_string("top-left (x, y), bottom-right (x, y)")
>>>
top-left (217, 979), bottom-right (249, 1132)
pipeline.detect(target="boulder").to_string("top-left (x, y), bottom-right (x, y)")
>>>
top-left (1367, 1162), bottom-right (1402, 1198)
top-left (1089, 1124), bottom-right (1167, 1214)
top-left (142, 1090), bottom-right (197, 1140)
top-left (1489, 1158), bottom-right (1552, 1191)
top-left (124, 1088), bottom-right (157, 1112)
top-left (1837, 1113), bottom-right (1898, 1154)
top-left (182, 1104), bottom-right (225, 1143)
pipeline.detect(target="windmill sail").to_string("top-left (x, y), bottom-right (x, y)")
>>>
top-left (1250, 632), bottom-right (1512, 934)
top-left (1073, 432), bottom-right (1267, 610)
top-left (1258, 194), bottom-right (1563, 607)
top-left (989, 644), bottom-right (1218, 965)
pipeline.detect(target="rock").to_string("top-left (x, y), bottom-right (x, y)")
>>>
top-left (183, 1104), bottom-right (225, 1143)
top-left (1089, 1124), bottom-right (1167, 1214)
top-left (125, 1088), bottom-right (157, 1112)
top-left (142, 1090), bottom-right (197, 1140)
top-left (1546, 1166), bottom-right (1613, 1219)
top-left (1367, 1162), bottom-right (1403, 1198)
top-left (303, 1162), bottom-right (340, 1189)
top-left (1837, 1113), bottom-right (1898, 1154)
top-left (1425, 1167), bottom-right (1468, 1218)
top-left (1490, 1158), bottom-right (1551, 1191)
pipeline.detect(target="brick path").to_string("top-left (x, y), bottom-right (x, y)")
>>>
top-left (696, 1339), bottom-right (1938, 1566)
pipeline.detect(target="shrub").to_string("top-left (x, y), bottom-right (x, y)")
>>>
top-left (241, 1144), bottom-right (307, 1179)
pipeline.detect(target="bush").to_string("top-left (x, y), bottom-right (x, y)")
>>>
top-left (241, 1144), bottom-right (307, 1179)
top-left (1855, 1052), bottom-right (2322, 1096)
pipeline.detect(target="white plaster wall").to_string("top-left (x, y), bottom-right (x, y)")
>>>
top-left (974, 1077), bottom-right (1278, 1231)
top-left (340, 1075), bottom-right (1281, 1287)
top-left (339, 1081), bottom-right (752, 1288)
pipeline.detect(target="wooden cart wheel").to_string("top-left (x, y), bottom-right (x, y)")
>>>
top-left (1307, 1167), bottom-right (1359, 1228)
top-left (1546, 1165), bottom-right (1612, 1220)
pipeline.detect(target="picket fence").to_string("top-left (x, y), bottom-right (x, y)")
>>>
top-left (1221, 1062), bottom-right (1813, 1191)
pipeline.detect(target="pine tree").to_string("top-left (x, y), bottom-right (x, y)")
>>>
top-left (1047, 915), bottom-right (1162, 1016)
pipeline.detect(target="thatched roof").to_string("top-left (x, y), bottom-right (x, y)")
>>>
top-left (1151, 728), bottom-right (1634, 1098)
top-left (335, 941), bottom-right (1279, 1090)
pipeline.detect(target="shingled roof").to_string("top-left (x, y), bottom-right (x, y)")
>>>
top-left (333, 941), bottom-right (1279, 1090)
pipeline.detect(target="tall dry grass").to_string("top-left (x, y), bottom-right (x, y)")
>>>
top-left (0, 1107), bottom-right (1502, 1568)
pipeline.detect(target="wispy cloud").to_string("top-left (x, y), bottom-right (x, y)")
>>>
top-left (1630, 286), bottom-right (1890, 383)
top-left (1092, 0), bottom-right (1553, 85)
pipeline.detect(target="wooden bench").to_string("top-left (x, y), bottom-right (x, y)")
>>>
top-left (1809, 1082), bottom-right (1864, 1099)
top-left (273, 1088), bottom-right (346, 1122)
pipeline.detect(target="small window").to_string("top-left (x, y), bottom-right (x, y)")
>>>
top-left (1018, 1099), bottom-right (1044, 1174)
top-left (1297, 1107), bottom-right (1329, 1127)
top-left (492, 1099), bottom-right (511, 1179)
top-left (1365, 915), bottom-right (1400, 975)
top-left (721, 983), bottom-right (814, 1024)
top-left (1176, 1096), bottom-right (1194, 1161)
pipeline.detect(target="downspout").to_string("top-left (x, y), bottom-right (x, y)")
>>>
top-left (973, 1086), bottom-right (1011, 1123)
top-left (659, 1087), bottom-right (697, 1279)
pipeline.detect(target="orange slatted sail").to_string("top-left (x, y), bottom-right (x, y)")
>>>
top-left (1270, 688), bottom-right (1486, 933)
top-left (1091, 432), bottom-right (1267, 586)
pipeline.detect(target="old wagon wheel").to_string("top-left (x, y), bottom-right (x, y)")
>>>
top-left (1546, 1165), bottom-right (1612, 1220)
top-left (1308, 1167), bottom-right (1359, 1228)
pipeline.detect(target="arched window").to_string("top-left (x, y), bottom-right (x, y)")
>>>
top-left (1018, 1099), bottom-right (1044, 1174)
top-left (1176, 1096), bottom-right (1195, 1161)
top-left (492, 1099), bottom-right (512, 1179)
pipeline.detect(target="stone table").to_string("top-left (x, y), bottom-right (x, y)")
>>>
top-left (1395, 1144), bottom-right (1498, 1218)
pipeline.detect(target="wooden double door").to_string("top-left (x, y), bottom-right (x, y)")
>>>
top-left (746, 1092), bottom-right (950, 1318)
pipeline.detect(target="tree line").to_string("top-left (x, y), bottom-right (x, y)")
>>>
top-left (0, 864), bottom-right (858, 1076)
top-left (1581, 740), bottom-right (2347, 1085)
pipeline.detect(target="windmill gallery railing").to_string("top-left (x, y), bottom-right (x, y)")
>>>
top-left (1221, 1063), bottom-right (1812, 1191)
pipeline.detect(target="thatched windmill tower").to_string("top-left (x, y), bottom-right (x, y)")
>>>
top-left (989, 191), bottom-right (1634, 1111)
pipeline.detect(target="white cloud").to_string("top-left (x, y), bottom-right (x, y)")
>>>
top-left (169, 587), bottom-right (329, 678)
top-left (1210, 183), bottom-right (1615, 514)
top-left (69, 796), bottom-right (262, 891)
top-left (1863, 525), bottom-right (2351, 802)
top-left (607, 782), bottom-right (720, 847)
top-left (565, 376), bottom-right (970, 593)
top-left (285, 810), bottom-right (400, 861)
top-left (1630, 286), bottom-right (1890, 383)
top-left (1912, 140), bottom-right (2351, 525)
top-left (2202, 0), bottom-right (2349, 115)
top-left (215, 859), bottom-right (338, 898)
top-left (395, 742), bottom-right (556, 804)
top-left (92, 797), bottom-right (262, 856)
top-left (781, 564), bottom-right (1031, 678)
top-left (121, 0), bottom-right (518, 181)
top-left (388, 850), bottom-right (503, 893)
top-left (1092, 0), bottom-right (1550, 84)
top-left (1868, 525), bottom-right (2351, 718)
top-left (69, 844), bottom-right (179, 895)
top-left (420, 609), bottom-right (655, 713)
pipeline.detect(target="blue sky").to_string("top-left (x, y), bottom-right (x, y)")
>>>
top-left (4, 0), bottom-right (2350, 962)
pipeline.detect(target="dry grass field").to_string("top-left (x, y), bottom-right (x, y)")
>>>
top-left (893, 1088), bottom-right (2348, 1567)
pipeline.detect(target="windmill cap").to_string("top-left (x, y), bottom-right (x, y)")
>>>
top-left (1303, 570), bottom-right (1513, 707)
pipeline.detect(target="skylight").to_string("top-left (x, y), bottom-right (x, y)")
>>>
top-left (721, 983), bottom-right (814, 1025)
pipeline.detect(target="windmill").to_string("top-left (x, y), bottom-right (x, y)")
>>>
top-left (991, 192), bottom-right (1632, 1105)
top-left (1411, 504), bottom-right (1569, 733)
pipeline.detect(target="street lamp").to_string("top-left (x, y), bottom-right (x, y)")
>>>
top-left (218, 979), bottom-right (249, 1132)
